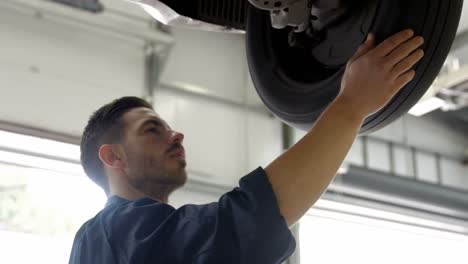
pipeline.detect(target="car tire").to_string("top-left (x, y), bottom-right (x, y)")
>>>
top-left (246, 0), bottom-right (463, 133)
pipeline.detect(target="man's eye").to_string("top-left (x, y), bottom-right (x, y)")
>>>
top-left (147, 127), bottom-right (161, 133)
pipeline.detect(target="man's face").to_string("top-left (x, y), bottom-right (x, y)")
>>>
top-left (119, 107), bottom-right (187, 195)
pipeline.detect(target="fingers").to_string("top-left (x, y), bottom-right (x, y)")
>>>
top-left (392, 49), bottom-right (424, 76)
top-left (394, 70), bottom-right (416, 91)
top-left (373, 29), bottom-right (415, 57)
top-left (375, 29), bottom-right (424, 87)
top-left (349, 33), bottom-right (376, 63)
top-left (386, 36), bottom-right (424, 66)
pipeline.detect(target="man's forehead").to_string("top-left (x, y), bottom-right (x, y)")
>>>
top-left (123, 107), bottom-right (163, 125)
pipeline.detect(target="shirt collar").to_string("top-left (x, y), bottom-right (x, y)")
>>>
top-left (105, 195), bottom-right (164, 207)
top-left (105, 195), bottom-right (128, 207)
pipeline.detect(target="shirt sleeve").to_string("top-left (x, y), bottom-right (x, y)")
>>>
top-left (186, 166), bottom-right (296, 264)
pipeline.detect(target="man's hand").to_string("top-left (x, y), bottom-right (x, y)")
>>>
top-left (265, 29), bottom-right (425, 228)
top-left (337, 30), bottom-right (425, 117)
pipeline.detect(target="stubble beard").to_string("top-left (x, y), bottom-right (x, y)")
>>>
top-left (127, 156), bottom-right (187, 197)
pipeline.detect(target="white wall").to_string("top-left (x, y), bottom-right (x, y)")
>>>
top-left (169, 188), bottom-right (219, 208)
top-left (0, 3), bottom-right (146, 136)
top-left (160, 28), bottom-right (249, 104)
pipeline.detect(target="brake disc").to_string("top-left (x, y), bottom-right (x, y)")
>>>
top-left (249, 0), bottom-right (347, 33)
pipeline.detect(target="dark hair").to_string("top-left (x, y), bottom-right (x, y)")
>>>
top-left (80, 96), bottom-right (153, 194)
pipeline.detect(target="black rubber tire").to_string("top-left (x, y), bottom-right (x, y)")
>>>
top-left (246, 0), bottom-right (463, 133)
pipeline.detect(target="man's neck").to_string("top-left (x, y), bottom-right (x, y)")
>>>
top-left (109, 185), bottom-right (169, 204)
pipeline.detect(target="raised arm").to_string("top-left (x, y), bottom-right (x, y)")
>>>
top-left (265, 30), bottom-right (425, 227)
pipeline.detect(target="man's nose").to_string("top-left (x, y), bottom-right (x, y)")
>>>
top-left (168, 130), bottom-right (184, 144)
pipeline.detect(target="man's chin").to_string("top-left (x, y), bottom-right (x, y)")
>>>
top-left (172, 169), bottom-right (187, 186)
top-left (178, 158), bottom-right (187, 167)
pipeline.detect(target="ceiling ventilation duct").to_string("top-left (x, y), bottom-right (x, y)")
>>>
top-left (48, 0), bottom-right (104, 13)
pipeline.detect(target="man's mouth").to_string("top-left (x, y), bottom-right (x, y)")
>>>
top-left (169, 147), bottom-right (185, 159)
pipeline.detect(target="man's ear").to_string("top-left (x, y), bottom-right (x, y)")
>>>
top-left (98, 144), bottom-right (125, 170)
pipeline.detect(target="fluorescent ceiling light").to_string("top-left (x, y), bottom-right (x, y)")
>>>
top-left (141, 4), bottom-right (167, 23)
top-left (127, 0), bottom-right (178, 25)
top-left (408, 97), bottom-right (445, 117)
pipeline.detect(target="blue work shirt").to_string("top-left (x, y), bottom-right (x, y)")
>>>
top-left (69, 167), bottom-right (296, 264)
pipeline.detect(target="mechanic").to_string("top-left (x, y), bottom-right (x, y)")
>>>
top-left (69, 29), bottom-right (424, 264)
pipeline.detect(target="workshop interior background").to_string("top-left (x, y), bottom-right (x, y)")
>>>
top-left (0, 0), bottom-right (467, 263)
